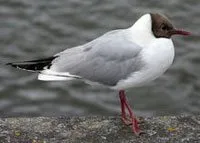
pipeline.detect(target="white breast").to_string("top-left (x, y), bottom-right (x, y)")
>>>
top-left (113, 38), bottom-right (174, 90)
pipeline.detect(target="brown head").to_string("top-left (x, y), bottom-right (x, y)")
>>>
top-left (150, 13), bottom-right (191, 38)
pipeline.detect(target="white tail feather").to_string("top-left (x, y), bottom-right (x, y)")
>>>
top-left (38, 69), bottom-right (80, 81)
top-left (38, 74), bottom-right (73, 81)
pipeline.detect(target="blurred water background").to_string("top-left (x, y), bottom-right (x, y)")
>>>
top-left (0, 0), bottom-right (200, 117)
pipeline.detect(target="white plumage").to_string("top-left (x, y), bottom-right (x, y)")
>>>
top-left (38, 14), bottom-right (175, 90)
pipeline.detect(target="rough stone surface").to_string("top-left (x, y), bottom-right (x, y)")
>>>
top-left (0, 115), bottom-right (200, 143)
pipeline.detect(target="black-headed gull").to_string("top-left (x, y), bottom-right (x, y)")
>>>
top-left (7, 13), bottom-right (191, 135)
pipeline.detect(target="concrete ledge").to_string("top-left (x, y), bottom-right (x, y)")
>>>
top-left (0, 115), bottom-right (200, 143)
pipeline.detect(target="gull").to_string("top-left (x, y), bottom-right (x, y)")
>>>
top-left (7, 13), bottom-right (190, 135)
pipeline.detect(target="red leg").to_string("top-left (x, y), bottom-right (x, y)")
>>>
top-left (119, 91), bottom-right (127, 120)
top-left (119, 90), bottom-right (141, 135)
top-left (119, 90), bottom-right (132, 125)
top-left (123, 96), bottom-right (140, 134)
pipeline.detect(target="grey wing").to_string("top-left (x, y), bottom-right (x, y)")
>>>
top-left (50, 31), bottom-right (143, 86)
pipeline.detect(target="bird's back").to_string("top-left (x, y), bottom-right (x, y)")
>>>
top-left (46, 29), bottom-right (143, 86)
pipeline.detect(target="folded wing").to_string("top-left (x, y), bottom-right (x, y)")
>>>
top-left (44, 30), bottom-right (143, 86)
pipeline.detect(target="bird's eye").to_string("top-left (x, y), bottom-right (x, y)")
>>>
top-left (161, 25), bottom-right (167, 31)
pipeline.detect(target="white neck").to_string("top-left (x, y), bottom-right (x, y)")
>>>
top-left (127, 14), bottom-right (156, 47)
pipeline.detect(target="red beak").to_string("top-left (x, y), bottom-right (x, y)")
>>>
top-left (171, 29), bottom-right (191, 36)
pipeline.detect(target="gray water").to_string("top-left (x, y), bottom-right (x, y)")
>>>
top-left (0, 0), bottom-right (200, 117)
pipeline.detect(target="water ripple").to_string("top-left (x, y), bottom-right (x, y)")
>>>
top-left (0, 0), bottom-right (199, 117)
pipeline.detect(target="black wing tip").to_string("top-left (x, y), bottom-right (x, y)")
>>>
top-left (6, 62), bottom-right (19, 67)
top-left (6, 56), bottom-right (58, 71)
top-left (6, 62), bottom-right (14, 66)
top-left (6, 62), bottom-right (24, 70)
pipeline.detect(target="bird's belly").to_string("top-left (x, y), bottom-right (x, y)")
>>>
top-left (113, 39), bottom-right (174, 90)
